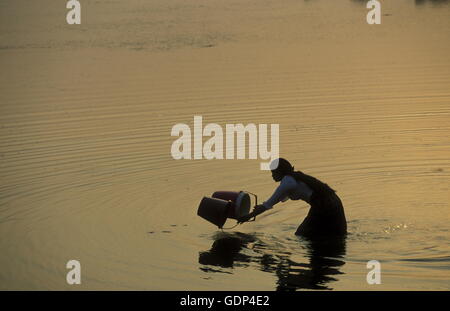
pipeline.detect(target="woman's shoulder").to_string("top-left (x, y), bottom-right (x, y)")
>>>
top-left (281, 175), bottom-right (298, 186)
top-left (282, 174), bottom-right (312, 190)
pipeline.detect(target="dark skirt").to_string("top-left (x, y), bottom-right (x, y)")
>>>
top-left (295, 190), bottom-right (347, 238)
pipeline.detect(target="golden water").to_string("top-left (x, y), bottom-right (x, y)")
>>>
top-left (0, 0), bottom-right (449, 290)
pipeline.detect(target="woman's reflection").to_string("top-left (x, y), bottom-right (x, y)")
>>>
top-left (198, 232), bottom-right (346, 290)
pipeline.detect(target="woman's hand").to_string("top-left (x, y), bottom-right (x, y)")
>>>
top-left (237, 205), bottom-right (267, 224)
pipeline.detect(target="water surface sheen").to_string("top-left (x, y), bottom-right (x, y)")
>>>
top-left (0, 0), bottom-right (449, 290)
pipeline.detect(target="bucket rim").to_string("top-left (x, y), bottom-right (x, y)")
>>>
top-left (234, 191), bottom-right (250, 216)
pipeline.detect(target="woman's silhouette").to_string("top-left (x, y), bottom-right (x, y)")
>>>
top-left (238, 158), bottom-right (347, 238)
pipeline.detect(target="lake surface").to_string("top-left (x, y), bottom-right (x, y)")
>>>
top-left (0, 0), bottom-right (449, 290)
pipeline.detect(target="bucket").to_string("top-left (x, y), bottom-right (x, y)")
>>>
top-left (197, 197), bottom-right (232, 229)
top-left (212, 191), bottom-right (255, 220)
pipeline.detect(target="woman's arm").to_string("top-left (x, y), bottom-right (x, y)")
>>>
top-left (237, 176), bottom-right (297, 224)
top-left (262, 175), bottom-right (297, 209)
top-left (237, 204), bottom-right (267, 223)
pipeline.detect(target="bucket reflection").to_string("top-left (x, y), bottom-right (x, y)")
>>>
top-left (199, 232), bottom-right (346, 290)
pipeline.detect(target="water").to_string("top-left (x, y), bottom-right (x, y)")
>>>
top-left (0, 0), bottom-right (449, 290)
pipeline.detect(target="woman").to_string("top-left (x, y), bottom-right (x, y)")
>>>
top-left (238, 158), bottom-right (347, 238)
